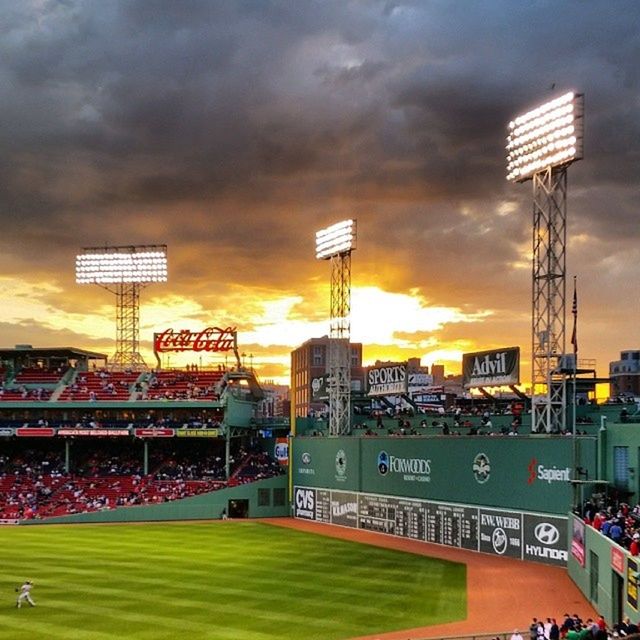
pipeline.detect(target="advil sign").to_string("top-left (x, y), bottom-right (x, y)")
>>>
top-left (462, 347), bottom-right (519, 388)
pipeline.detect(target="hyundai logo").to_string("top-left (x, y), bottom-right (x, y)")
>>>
top-left (534, 522), bottom-right (559, 545)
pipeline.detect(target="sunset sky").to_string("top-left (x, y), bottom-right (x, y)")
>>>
top-left (1, 1), bottom-right (639, 387)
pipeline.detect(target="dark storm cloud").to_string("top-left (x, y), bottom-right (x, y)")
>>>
top-left (0, 0), bottom-right (638, 323)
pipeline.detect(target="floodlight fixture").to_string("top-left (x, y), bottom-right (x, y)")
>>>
top-left (507, 90), bottom-right (585, 434)
top-left (315, 219), bottom-right (356, 260)
top-left (506, 92), bottom-right (584, 182)
top-left (75, 244), bottom-right (168, 370)
top-left (75, 245), bottom-right (168, 284)
top-left (314, 219), bottom-right (356, 436)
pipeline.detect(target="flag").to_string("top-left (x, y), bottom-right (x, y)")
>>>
top-left (571, 276), bottom-right (578, 356)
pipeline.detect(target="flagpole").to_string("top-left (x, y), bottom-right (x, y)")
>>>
top-left (572, 276), bottom-right (578, 436)
top-left (571, 275), bottom-right (578, 506)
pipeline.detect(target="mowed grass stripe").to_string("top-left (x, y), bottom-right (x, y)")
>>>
top-left (0, 522), bottom-right (466, 640)
top-left (5, 554), bottom-right (422, 608)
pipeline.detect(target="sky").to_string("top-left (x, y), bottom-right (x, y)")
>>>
top-left (0, 0), bottom-right (639, 388)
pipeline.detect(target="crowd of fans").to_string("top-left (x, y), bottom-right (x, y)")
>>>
top-left (511, 612), bottom-right (640, 640)
top-left (581, 496), bottom-right (640, 555)
top-left (0, 443), bottom-right (283, 521)
top-left (510, 614), bottom-right (606, 640)
top-left (140, 371), bottom-right (221, 401)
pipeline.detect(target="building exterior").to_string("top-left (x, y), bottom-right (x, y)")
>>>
top-left (430, 364), bottom-right (445, 385)
top-left (290, 336), bottom-right (364, 418)
top-left (258, 381), bottom-right (290, 418)
top-left (609, 350), bottom-right (640, 398)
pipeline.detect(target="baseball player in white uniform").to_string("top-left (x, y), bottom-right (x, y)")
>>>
top-left (16, 581), bottom-right (35, 608)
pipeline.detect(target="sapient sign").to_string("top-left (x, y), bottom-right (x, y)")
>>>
top-left (377, 450), bottom-right (431, 483)
top-left (527, 457), bottom-right (572, 485)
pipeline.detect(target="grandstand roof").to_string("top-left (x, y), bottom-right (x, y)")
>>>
top-left (0, 346), bottom-right (107, 360)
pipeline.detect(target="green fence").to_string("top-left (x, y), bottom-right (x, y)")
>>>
top-left (292, 435), bottom-right (596, 514)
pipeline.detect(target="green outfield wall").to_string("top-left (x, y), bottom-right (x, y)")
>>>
top-left (567, 513), bottom-right (632, 625)
top-left (291, 435), bottom-right (596, 514)
top-left (22, 476), bottom-right (288, 525)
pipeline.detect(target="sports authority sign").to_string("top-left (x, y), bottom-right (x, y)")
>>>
top-left (367, 363), bottom-right (408, 396)
top-left (462, 347), bottom-right (520, 388)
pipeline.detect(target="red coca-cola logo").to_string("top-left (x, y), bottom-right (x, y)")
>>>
top-left (153, 327), bottom-right (237, 353)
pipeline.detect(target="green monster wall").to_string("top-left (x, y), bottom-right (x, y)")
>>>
top-left (291, 436), bottom-right (597, 514)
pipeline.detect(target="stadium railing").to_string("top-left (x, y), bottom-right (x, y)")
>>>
top-left (414, 633), bottom-right (512, 640)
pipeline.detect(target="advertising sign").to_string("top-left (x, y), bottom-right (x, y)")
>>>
top-left (330, 491), bottom-right (358, 527)
top-left (274, 438), bottom-right (289, 466)
top-left (16, 428), bottom-right (55, 437)
top-left (462, 347), bottom-right (520, 388)
top-left (367, 363), bottom-right (408, 396)
top-left (522, 513), bottom-right (568, 566)
top-left (134, 428), bottom-right (175, 438)
top-left (153, 327), bottom-right (236, 353)
top-left (293, 487), bottom-right (316, 520)
top-left (571, 516), bottom-right (586, 567)
top-left (176, 429), bottom-right (219, 438)
top-left (294, 484), bottom-right (567, 566)
top-left (628, 558), bottom-right (638, 610)
top-left (478, 508), bottom-right (522, 559)
top-left (310, 375), bottom-right (328, 402)
top-left (612, 546), bottom-right (626, 575)
top-left (0, 428), bottom-right (13, 437)
top-left (57, 429), bottom-right (130, 437)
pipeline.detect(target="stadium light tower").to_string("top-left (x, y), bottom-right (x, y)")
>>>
top-left (316, 219), bottom-right (357, 436)
top-left (76, 245), bottom-right (168, 370)
top-left (507, 91), bottom-right (584, 433)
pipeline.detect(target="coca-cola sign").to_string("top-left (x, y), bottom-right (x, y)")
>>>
top-left (153, 327), bottom-right (237, 353)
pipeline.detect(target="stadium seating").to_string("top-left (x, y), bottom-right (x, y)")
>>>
top-left (0, 446), bottom-right (283, 520)
top-left (13, 367), bottom-right (67, 384)
top-left (0, 387), bottom-right (52, 402)
top-left (58, 370), bottom-right (140, 401)
top-left (142, 370), bottom-right (224, 401)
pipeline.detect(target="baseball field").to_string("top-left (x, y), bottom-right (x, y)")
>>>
top-left (0, 521), bottom-right (466, 640)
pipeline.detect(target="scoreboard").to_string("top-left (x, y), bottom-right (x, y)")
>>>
top-left (293, 485), bottom-right (568, 566)
top-left (355, 494), bottom-right (477, 549)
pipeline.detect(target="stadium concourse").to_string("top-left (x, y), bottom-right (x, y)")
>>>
top-left (271, 517), bottom-right (597, 640)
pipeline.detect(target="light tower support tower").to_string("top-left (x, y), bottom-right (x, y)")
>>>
top-left (76, 245), bottom-right (168, 370)
top-left (507, 91), bottom-right (584, 433)
top-left (316, 220), bottom-right (357, 436)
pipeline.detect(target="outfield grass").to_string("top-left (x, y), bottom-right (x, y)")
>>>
top-left (0, 521), bottom-right (466, 640)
